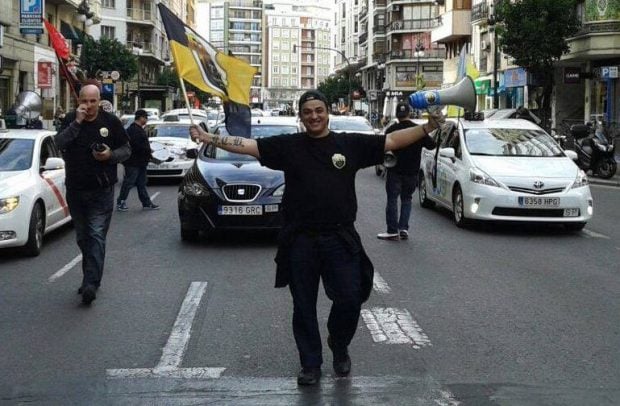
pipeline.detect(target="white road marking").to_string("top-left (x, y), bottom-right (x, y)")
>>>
top-left (48, 254), bottom-right (82, 282)
top-left (373, 271), bottom-right (392, 294)
top-left (107, 281), bottom-right (226, 379)
top-left (435, 389), bottom-right (461, 406)
top-left (582, 229), bottom-right (610, 239)
top-left (361, 307), bottom-right (432, 349)
top-left (151, 192), bottom-right (160, 201)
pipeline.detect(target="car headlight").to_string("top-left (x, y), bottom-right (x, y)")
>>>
top-left (272, 184), bottom-right (285, 197)
top-left (571, 169), bottom-right (589, 189)
top-left (0, 196), bottom-right (20, 214)
top-left (469, 167), bottom-right (500, 187)
top-left (182, 183), bottom-right (210, 197)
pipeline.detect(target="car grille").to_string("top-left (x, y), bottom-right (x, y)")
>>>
top-left (492, 207), bottom-right (576, 217)
top-left (147, 169), bottom-right (183, 176)
top-left (507, 186), bottom-right (566, 195)
top-left (222, 184), bottom-right (261, 202)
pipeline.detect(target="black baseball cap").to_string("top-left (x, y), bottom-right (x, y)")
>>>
top-left (395, 101), bottom-right (411, 119)
top-left (135, 109), bottom-right (148, 119)
top-left (298, 90), bottom-right (329, 112)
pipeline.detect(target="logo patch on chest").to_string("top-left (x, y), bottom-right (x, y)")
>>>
top-left (332, 153), bottom-right (346, 169)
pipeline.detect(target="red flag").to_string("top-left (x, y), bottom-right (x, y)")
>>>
top-left (43, 19), bottom-right (70, 60)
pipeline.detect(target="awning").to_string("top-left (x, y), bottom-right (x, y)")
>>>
top-left (60, 21), bottom-right (84, 43)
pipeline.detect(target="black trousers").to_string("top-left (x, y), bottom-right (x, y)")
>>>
top-left (288, 232), bottom-right (363, 368)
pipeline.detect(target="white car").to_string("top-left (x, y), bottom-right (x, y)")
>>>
top-left (329, 115), bottom-right (378, 136)
top-left (418, 117), bottom-right (593, 230)
top-left (145, 119), bottom-right (201, 178)
top-left (0, 124), bottom-right (71, 255)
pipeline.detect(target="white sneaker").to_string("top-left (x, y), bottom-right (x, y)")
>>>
top-left (377, 232), bottom-right (399, 241)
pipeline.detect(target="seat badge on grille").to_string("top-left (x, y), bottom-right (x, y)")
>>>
top-left (238, 189), bottom-right (245, 196)
top-left (533, 181), bottom-right (544, 189)
top-left (332, 153), bottom-right (346, 169)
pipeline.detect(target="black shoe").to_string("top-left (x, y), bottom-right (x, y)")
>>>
top-left (333, 354), bottom-right (351, 377)
top-left (297, 367), bottom-right (321, 385)
top-left (78, 285), bottom-right (99, 294)
top-left (142, 203), bottom-right (160, 210)
top-left (81, 285), bottom-right (96, 305)
top-left (399, 230), bottom-right (409, 240)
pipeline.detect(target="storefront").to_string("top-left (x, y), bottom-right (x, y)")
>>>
top-left (590, 64), bottom-right (619, 125)
top-left (504, 67), bottom-right (544, 112)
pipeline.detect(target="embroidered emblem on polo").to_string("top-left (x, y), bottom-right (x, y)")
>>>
top-left (100, 127), bottom-right (109, 137)
top-left (332, 153), bottom-right (346, 169)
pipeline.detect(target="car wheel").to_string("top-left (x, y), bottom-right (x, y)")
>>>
top-left (375, 164), bottom-right (384, 177)
top-left (418, 173), bottom-right (434, 208)
top-left (23, 203), bottom-right (44, 256)
top-left (452, 185), bottom-right (469, 228)
top-left (564, 222), bottom-right (586, 232)
top-left (180, 225), bottom-right (200, 242)
top-left (595, 158), bottom-right (617, 179)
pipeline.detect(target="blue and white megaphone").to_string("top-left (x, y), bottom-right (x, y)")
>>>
top-left (408, 76), bottom-right (477, 113)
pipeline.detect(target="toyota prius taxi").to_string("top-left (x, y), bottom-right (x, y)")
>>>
top-left (0, 124), bottom-right (71, 255)
top-left (418, 117), bottom-right (593, 230)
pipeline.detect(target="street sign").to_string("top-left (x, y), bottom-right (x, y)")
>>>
top-left (102, 83), bottom-right (115, 94)
top-left (601, 66), bottom-right (618, 79)
top-left (19, 0), bottom-right (44, 35)
top-left (100, 70), bottom-right (121, 82)
top-left (110, 71), bottom-right (120, 81)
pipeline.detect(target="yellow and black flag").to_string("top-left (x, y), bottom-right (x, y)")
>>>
top-left (158, 4), bottom-right (257, 137)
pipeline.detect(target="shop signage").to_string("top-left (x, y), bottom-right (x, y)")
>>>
top-left (504, 68), bottom-right (527, 88)
top-left (19, 0), bottom-right (44, 35)
top-left (474, 79), bottom-right (490, 95)
top-left (601, 66), bottom-right (619, 79)
top-left (564, 67), bottom-right (581, 84)
top-left (37, 61), bottom-right (53, 88)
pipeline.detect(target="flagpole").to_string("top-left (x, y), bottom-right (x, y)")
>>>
top-left (177, 77), bottom-right (195, 125)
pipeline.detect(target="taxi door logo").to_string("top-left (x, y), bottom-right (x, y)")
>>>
top-left (332, 153), bottom-right (346, 169)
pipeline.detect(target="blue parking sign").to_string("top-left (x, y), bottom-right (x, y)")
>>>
top-left (102, 83), bottom-right (114, 94)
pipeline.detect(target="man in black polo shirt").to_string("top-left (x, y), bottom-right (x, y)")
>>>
top-left (189, 90), bottom-right (443, 385)
top-left (378, 102), bottom-right (436, 241)
top-left (55, 84), bottom-right (130, 305)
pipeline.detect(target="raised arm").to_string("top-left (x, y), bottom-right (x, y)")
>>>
top-left (189, 125), bottom-right (260, 158)
top-left (384, 112), bottom-right (444, 152)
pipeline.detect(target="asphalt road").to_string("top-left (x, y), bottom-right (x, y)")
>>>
top-left (1, 170), bottom-right (619, 405)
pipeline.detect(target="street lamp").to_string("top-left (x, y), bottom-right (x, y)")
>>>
top-left (293, 44), bottom-right (353, 112)
top-left (133, 46), bottom-right (143, 109)
top-left (414, 41), bottom-right (425, 91)
top-left (488, 6), bottom-right (499, 109)
top-left (76, 0), bottom-right (95, 27)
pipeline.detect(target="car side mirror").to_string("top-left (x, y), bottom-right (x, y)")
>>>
top-left (439, 147), bottom-right (455, 159)
top-left (564, 150), bottom-right (578, 161)
top-left (41, 157), bottom-right (65, 172)
top-left (186, 148), bottom-right (198, 159)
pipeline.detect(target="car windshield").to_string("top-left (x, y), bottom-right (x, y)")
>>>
top-left (212, 124), bottom-right (298, 161)
top-left (329, 118), bottom-right (373, 132)
top-left (207, 112), bottom-right (222, 120)
top-left (146, 125), bottom-right (190, 139)
top-left (0, 138), bottom-right (34, 171)
top-left (464, 128), bottom-right (563, 157)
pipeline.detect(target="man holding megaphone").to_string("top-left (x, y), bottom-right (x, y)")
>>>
top-left (378, 102), bottom-right (436, 241)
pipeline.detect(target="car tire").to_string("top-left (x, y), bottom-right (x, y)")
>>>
top-left (23, 203), bottom-right (44, 257)
top-left (595, 158), bottom-right (617, 179)
top-left (563, 222), bottom-right (586, 232)
top-left (452, 185), bottom-right (469, 228)
top-left (180, 225), bottom-right (200, 242)
top-left (418, 173), bottom-right (434, 209)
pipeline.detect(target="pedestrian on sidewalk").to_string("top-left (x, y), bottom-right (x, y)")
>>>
top-left (116, 109), bottom-right (159, 211)
top-left (377, 102), bottom-right (436, 241)
top-left (189, 90), bottom-right (444, 386)
top-left (55, 84), bottom-right (131, 305)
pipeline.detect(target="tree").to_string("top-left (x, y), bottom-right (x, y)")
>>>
top-left (495, 0), bottom-right (581, 129)
top-left (317, 74), bottom-right (362, 110)
top-left (80, 36), bottom-right (138, 82)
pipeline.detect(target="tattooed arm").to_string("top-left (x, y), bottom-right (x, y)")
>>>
top-left (189, 125), bottom-right (260, 158)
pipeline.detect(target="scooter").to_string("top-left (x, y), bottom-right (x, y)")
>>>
top-left (571, 122), bottom-right (617, 179)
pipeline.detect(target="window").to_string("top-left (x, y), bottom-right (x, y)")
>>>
top-left (102, 0), bottom-right (115, 8)
top-left (101, 25), bottom-right (115, 39)
top-left (282, 53), bottom-right (289, 62)
top-left (273, 66), bottom-right (279, 73)
top-left (273, 54), bottom-right (280, 62)
top-left (273, 28), bottom-right (280, 37)
top-left (281, 66), bottom-right (289, 74)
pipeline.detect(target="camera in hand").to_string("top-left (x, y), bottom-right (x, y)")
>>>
top-left (90, 143), bottom-right (107, 153)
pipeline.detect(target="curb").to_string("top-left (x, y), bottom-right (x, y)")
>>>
top-left (589, 177), bottom-right (620, 187)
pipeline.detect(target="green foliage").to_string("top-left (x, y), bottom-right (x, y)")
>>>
top-left (80, 37), bottom-right (138, 81)
top-left (317, 74), bottom-right (362, 106)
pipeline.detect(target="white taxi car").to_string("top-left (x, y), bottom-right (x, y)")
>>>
top-left (0, 123), bottom-right (71, 255)
top-left (145, 119), bottom-right (201, 178)
top-left (418, 117), bottom-right (593, 230)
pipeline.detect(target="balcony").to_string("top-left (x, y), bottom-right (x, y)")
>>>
top-left (373, 24), bottom-right (386, 35)
top-left (126, 7), bottom-right (156, 25)
top-left (431, 9), bottom-right (471, 43)
top-left (127, 41), bottom-right (154, 55)
top-left (387, 48), bottom-right (445, 61)
top-left (564, 21), bottom-right (620, 62)
top-left (387, 18), bottom-right (441, 33)
top-left (375, 0), bottom-right (387, 7)
top-left (471, 2), bottom-right (489, 24)
top-left (359, 31), bottom-right (368, 44)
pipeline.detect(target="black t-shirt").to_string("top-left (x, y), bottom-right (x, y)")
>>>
top-left (384, 119), bottom-right (437, 175)
top-left (257, 131), bottom-right (385, 225)
top-left (60, 111), bottom-right (128, 190)
top-left (124, 122), bottom-right (152, 167)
